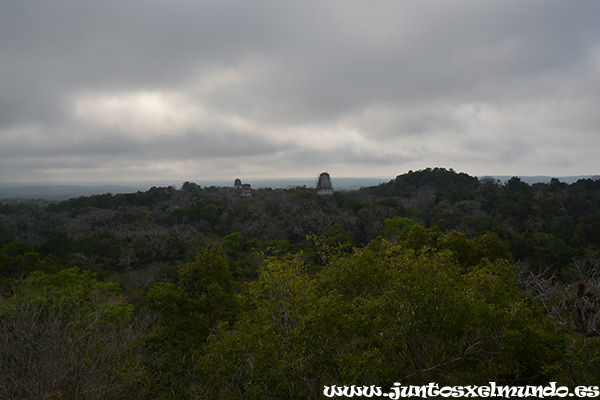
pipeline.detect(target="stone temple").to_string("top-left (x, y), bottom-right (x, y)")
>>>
top-left (316, 172), bottom-right (334, 197)
top-left (234, 178), bottom-right (252, 197)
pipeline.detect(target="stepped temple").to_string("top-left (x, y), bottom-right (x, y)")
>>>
top-left (316, 172), bottom-right (334, 197)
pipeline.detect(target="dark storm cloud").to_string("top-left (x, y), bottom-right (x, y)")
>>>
top-left (1, 0), bottom-right (600, 182)
top-left (0, 124), bottom-right (285, 162)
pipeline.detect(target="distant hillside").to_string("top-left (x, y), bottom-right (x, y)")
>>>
top-left (0, 178), bottom-right (392, 201)
top-left (0, 184), bottom-right (154, 201)
top-left (1, 173), bottom-right (597, 201)
top-left (490, 175), bottom-right (599, 185)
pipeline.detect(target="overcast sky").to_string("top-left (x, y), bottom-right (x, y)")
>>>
top-left (1, 0), bottom-right (599, 184)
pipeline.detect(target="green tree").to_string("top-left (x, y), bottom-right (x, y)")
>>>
top-left (197, 241), bottom-right (565, 398)
top-left (394, 225), bottom-right (512, 268)
top-left (142, 248), bottom-right (236, 397)
top-left (0, 268), bottom-right (147, 399)
top-left (572, 212), bottom-right (600, 249)
top-left (377, 216), bottom-right (414, 241)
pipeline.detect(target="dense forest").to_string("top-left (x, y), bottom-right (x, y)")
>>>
top-left (1, 167), bottom-right (600, 399)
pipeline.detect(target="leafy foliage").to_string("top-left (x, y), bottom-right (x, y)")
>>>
top-left (0, 268), bottom-right (148, 399)
top-left (141, 248), bottom-right (236, 397)
top-left (197, 241), bottom-right (564, 398)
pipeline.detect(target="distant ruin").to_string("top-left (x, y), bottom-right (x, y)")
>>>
top-left (316, 172), bottom-right (334, 197)
top-left (234, 174), bottom-right (332, 198)
top-left (234, 178), bottom-right (252, 197)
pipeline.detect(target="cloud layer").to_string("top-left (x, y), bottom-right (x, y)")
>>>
top-left (2, 0), bottom-right (599, 183)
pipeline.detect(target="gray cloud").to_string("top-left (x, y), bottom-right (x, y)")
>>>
top-left (1, 0), bottom-right (600, 183)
